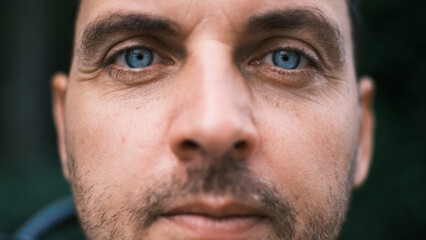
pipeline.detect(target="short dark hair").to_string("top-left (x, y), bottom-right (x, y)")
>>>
top-left (347, 0), bottom-right (361, 73)
top-left (69, 0), bottom-right (360, 72)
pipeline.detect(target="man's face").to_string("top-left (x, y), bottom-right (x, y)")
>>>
top-left (53, 0), bottom-right (374, 239)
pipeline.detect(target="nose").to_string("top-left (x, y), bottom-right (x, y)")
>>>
top-left (169, 42), bottom-right (258, 162)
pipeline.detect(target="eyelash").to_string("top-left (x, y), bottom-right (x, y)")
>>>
top-left (100, 44), bottom-right (322, 85)
top-left (251, 47), bottom-right (322, 71)
top-left (103, 45), bottom-right (153, 67)
top-left (101, 45), bottom-right (171, 82)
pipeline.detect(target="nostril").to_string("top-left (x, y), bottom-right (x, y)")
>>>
top-left (181, 140), bottom-right (200, 150)
top-left (233, 140), bottom-right (247, 150)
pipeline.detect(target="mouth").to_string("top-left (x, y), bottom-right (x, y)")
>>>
top-left (159, 196), bottom-right (269, 237)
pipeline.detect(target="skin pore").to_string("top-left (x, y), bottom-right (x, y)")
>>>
top-left (53, 0), bottom-right (374, 239)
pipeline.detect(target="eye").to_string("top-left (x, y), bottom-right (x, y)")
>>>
top-left (125, 48), bottom-right (153, 68)
top-left (264, 50), bottom-right (309, 70)
top-left (110, 47), bottom-right (160, 69)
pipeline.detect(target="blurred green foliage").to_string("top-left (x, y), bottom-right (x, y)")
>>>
top-left (1, 0), bottom-right (425, 239)
top-left (339, 0), bottom-right (426, 239)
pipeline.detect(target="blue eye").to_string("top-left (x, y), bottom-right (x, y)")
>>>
top-left (125, 48), bottom-right (154, 68)
top-left (272, 50), bottom-right (301, 69)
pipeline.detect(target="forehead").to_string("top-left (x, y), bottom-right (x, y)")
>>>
top-left (76, 0), bottom-right (351, 42)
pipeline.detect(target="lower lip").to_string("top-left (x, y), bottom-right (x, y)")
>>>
top-left (163, 214), bottom-right (265, 237)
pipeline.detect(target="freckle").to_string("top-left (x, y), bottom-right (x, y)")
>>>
top-left (136, 106), bottom-right (140, 110)
top-left (121, 136), bottom-right (127, 144)
top-left (295, 111), bottom-right (300, 118)
top-left (91, 153), bottom-right (94, 159)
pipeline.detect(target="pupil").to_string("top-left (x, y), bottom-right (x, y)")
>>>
top-left (282, 54), bottom-right (289, 61)
top-left (125, 48), bottom-right (154, 68)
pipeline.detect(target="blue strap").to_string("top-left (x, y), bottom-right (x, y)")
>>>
top-left (14, 196), bottom-right (76, 240)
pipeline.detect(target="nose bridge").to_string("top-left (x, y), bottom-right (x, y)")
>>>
top-left (169, 40), bottom-right (257, 160)
top-left (195, 41), bottom-right (245, 130)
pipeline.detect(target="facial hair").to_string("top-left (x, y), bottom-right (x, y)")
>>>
top-left (130, 152), bottom-right (297, 239)
top-left (69, 150), bottom-right (355, 240)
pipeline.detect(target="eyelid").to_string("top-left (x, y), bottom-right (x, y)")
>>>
top-left (241, 38), bottom-right (328, 89)
top-left (102, 47), bottom-right (172, 85)
top-left (251, 46), bottom-right (322, 71)
top-left (100, 36), bottom-right (176, 68)
top-left (244, 37), bottom-right (324, 72)
top-left (97, 37), bottom-right (179, 85)
top-left (107, 46), bottom-right (160, 68)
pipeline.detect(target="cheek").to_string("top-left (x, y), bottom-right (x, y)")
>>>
top-left (64, 85), bottom-right (176, 197)
top-left (253, 92), bottom-right (359, 215)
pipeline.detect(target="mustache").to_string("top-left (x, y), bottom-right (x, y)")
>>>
top-left (131, 152), bottom-right (296, 239)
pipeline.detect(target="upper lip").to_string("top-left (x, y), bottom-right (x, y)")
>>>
top-left (162, 196), bottom-right (269, 219)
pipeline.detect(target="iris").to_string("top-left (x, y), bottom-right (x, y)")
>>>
top-left (272, 50), bottom-right (301, 69)
top-left (125, 48), bottom-right (153, 68)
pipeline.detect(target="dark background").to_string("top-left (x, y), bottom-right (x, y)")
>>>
top-left (1, 0), bottom-right (425, 239)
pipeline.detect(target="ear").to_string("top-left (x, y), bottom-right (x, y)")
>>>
top-left (353, 77), bottom-right (375, 187)
top-left (52, 73), bottom-right (71, 181)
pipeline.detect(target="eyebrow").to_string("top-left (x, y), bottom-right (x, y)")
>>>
top-left (77, 9), bottom-right (345, 66)
top-left (79, 13), bottom-right (179, 58)
top-left (246, 8), bottom-right (345, 65)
